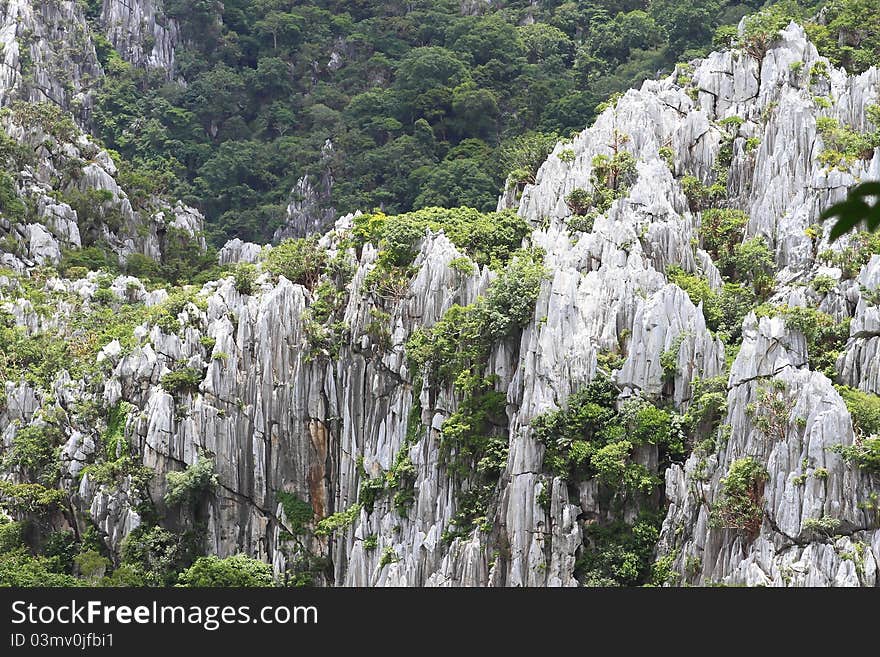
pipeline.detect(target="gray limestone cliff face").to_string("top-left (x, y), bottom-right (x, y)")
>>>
top-left (100, 0), bottom-right (179, 75)
top-left (0, 108), bottom-right (205, 270)
top-left (2, 20), bottom-right (880, 587)
top-left (0, 0), bottom-right (103, 122)
top-left (657, 314), bottom-right (878, 586)
top-left (273, 142), bottom-right (338, 241)
top-left (0, 0), bottom-right (203, 269)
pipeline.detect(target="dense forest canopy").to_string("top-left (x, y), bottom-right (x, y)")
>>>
top-left (85, 0), bottom-right (880, 246)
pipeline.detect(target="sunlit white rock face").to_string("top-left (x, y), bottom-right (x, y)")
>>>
top-left (1, 8), bottom-right (879, 587)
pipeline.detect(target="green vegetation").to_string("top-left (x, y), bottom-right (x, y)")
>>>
top-left (532, 375), bottom-right (680, 489)
top-left (666, 265), bottom-right (758, 341)
top-left (407, 250), bottom-right (543, 470)
top-left (501, 131), bottom-right (562, 188)
top-left (577, 512), bottom-right (662, 587)
top-left (379, 546), bottom-right (399, 568)
top-left (177, 554), bottom-right (275, 587)
top-left (682, 376), bottom-right (729, 450)
top-left (118, 525), bottom-right (207, 586)
top-left (4, 421), bottom-right (64, 486)
top-left (82, 0), bottom-right (859, 246)
top-left (264, 237), bottom-right (326, 289)
top-left (710, 457), bottom-right (768, 534)
top-left (160, 367), bottom-right (205, 397)
top-left (0, 522), bottom-right (82, 587)
top-left (314, 503), bottom-right (361, 537)
top-left (232, 262), bottom-right (258, 295)
top-left (755, 305), bottom-right (850, 376)
top-left (353, 206), bottom-right (529, 272)
top-left (838, 386), bottom-right (880, 437)
top-left (0, 171), bottom-right (26, 221)
top-left (815, 111), bottom-right (880, 171)
top-left (164, 455), bottom-right (219, 507)
top-left (276, 491), bottom-right (315, 537)
top-left (404, 249), bottom-right (544, 540)
top-left (822, 182), bottom-right (880, 242)
top-left (835, 386), bottom-right (880, 473)
top-left (746, 380), bottom-right (794, 442)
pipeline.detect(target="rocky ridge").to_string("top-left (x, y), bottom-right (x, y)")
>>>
top-left (1, 11), bottom-right (879, 586)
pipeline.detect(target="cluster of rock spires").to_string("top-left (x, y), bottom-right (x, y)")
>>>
top-left (0, 2), bottom-right (879, 586)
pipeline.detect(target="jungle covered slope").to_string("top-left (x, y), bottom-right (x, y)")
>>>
top-left (86, 0), bottom-right (879, 244)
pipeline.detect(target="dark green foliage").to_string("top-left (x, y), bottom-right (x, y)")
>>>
top-left (577, 513), bottom-right (662, 586)
top-left (683, 376), bottom-right (729, 446)
top-left (700, 208), bottom-right (749, 264)
top-left (164, 455), bottom-right (218, 507)
top-left (0, 548), bottom-right (82, 587)
top-left (5, 101), bottom-right (78, 143)
top-left (822, 181), bottom-right (880, 241)
top-left (0, 171), bottom-right (25, 221)
top-left (710, 457), bottom-right (768, 534)
top-left (264, 236), bottom-right (326, 289)
top-left (358, 477), bottom-right (386, 514)
top-left (815, 113), bottom-right (880, 171)
top-left (500, 131), bottom-right (560, 185)
top-left (682, 175), bottom-right (726, 212)
top-left (42, 530), bottom-right (77, 575)
top-left (808, 0), bottom-right (880, 74)
top-left (532, 375), bottom-right (675, 490)
top-left (86, 0), bottom-right (788, 245)
top-left (64, 188), bottom-right (125, 242)
top-left (119, 525), bottom-right (206, 587)
top-left (276, 491), bottom-right (314, 536)
top-left (160, 367), bottom-right (204, 397)
top-left (5, 422), bottom-right (64, 485)
top-left (439, 381), bottom-right (507, 478)
top-left (441, 483), bottom-right (496, 544)
top-left (59, 245), bottom-right (119, 275)
top-left (566, 148), bottom-right (638, 218)
top-left (177, 554), bottom-right (275, 587)
top-left (835, 436), bottom-right (880, 473)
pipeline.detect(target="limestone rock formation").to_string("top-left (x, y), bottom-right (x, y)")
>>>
top-left (2, 13), bottom-right (880, 588)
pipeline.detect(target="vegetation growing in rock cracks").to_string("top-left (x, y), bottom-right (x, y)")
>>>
top-left (710, 457), bottom-right (768, 535)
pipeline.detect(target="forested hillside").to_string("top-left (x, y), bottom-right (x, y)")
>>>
top-left (85, 0), bottom-right (876, 244)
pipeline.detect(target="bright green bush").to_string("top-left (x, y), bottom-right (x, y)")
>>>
top-left (264, 236), bottom-right (326, 289)
top-left (0, 481), bottom-right (66, 515)
top-left (232, 262), bottom-right (257, 295)
top-left (353, 206), bottom-right (530, 270)
top-left (164, 455), bottom-right (218, 507)
top-left (177, 554), bottom-right (275, 587)
top-left (160, 367), bottom-right (204, 396)
top-left (314, 503), bottom-right (361, 537)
